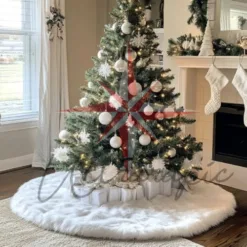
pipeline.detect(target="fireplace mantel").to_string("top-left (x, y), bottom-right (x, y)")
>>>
top-left (173, 56), bottom-right (247, 69)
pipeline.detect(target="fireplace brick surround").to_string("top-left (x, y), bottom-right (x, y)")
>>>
top-left (174, 57), bottom-right (247, 191)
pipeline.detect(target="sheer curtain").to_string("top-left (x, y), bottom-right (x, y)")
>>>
top-left (33, 0), bottom-right (69, 168)
top-left (221, 0), bottom-right (231, 31)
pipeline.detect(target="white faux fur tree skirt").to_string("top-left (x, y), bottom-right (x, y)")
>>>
top-left (11, 172), bottom-right (236, 240)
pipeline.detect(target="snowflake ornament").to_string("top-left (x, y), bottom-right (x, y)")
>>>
top-left (53, 147), bottom-right (70, 163)
top-left (109, 94), bottom-right (123, 110)
top-left (79, 129), bottom-right (90, 144)
top-left (103, 163), bottom-right (118, 182)
top-left (152, 158), bottom-right (165, 170)
top-left (131, 32), bottom-right (147, 48)
top-left (99, 61), bottom-right (112, 79)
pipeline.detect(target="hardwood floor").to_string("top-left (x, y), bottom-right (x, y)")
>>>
top-left (0, 167), bottom-right (247, 247)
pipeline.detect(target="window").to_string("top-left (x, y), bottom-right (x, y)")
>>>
top-left (0, 0), bottom-right (39, 124)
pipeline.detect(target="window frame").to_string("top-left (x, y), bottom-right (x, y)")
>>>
top-left (0, 0), bottom-right (39, 127)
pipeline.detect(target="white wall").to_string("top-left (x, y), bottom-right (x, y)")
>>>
top-left (163, 0), bottom-right (201, 86)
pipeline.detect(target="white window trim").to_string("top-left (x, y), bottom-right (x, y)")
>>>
top-left (0, 0), bottom-right (39, 128)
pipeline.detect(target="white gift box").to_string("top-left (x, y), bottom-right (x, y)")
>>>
top-left (136, 185), bottom-right (144, 200)
top-left (121, 188), bottom-right (134, 202)
top-left (142, 180), bottom-right (160, 200)
top-left (72, 185), bottom-right (92, 204)
top-left (91, 188), bottom-right (108, 206)
top-left (73, 173), bottom-right (82, 185)
top-left (108, 187), bottom-right (121, 202)
top-left (159, 178), bottom-right (172, 196)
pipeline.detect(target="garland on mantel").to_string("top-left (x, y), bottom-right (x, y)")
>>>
top-left (167, 0), bottom-right (244, 56)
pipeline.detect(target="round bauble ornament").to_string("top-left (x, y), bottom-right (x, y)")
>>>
top-left (155, 111), bottom-right (164, 120)
top-left (111, 22), bottom-right (118, 31)
top-left (79, 97), bottom-right (90, 107)
top-left (128, 81), bottom-right (142, 96)
top-left (151, 80), bottom-right (163, 93)
top-left (114, 58), bottom-right (127, 72)
top-left (121, 20), bottom-right (132, 34)
top-left (110, 134), bottom-right (122, 149)
top-left (97, 50), bottom-right (104, 59)
top-left (99, 112), bottom-right (112, 125)
top-left (139, 134), bottom-right (151, 146)
top-left (125, 50), bottom-right (137, 62)
top-left (164, 107), bottom-right (175, 119)
top-left (167, 148), bottom-right (177, 158)
top-left (88, 81), bottom-right (93, 89)
top-left (59, 130), bottom-right (70, 140)
top-left (144, 104), bottom-right (154, 116)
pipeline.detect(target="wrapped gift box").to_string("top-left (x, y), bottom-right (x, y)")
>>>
top-left (108, 187), bottom-right (121, 202)
top-left (91, 188), bottom-right (108, 206)
top-left (72, 185), bottom-right (92, 204)
top-left (121, 188), bottom-right (134, 202)
top-left (136, 185), bottom-right (145, 200)
top-left (142, 180), bottom-right (160, 200)
top-left (159, 178), bottom-right (172, 196)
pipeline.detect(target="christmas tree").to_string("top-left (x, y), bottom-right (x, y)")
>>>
top-left (52, 0), bottom-right (202, 185)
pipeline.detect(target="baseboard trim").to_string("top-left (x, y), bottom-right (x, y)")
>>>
top-left (0, 154), bottom-right (33, 172)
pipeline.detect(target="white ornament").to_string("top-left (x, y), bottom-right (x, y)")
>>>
top-left (139, 134), bottom-right (151, 146)
top-left (88, 81), bottom-right (93, 88)
top-left (199, 21), bottom-right (214, 56)
top-left (59, 130), bottom-right (70, 140)
top-left (189, 39), bottom-right (195, 50)
top-left (79, 97), bottom-right (90, 107)
top-left (99, 61), bottom-right (112, 79)
top-left (128, 81), bottom-right (142, 96)
top-left (103, 163), bottom-right (118, 181)
top-left (155, 111), bottom-right (164, 120)
top-left (99, 112), bottom-right (112, 125)
top-left (109, 94), bottom-right (123, 110)
top-left (121, 20), bottom-right (132, 34)
top-left (125, 50), bottom-right (137, 62)
top-left (151, 80), bottom-right (163, 93)
top-left (164, 107), bottom-right (175, 119)
top-left (131, 32), bottom-right (147, 48)
top-left (144, 104), bottom-right (154, 116)
top-left (110, 134), bottom-right (122, 149)
top-left (182, 40), bottom-right (190, 50)
top-left (167, 148), bottom-right (177, 158)
top-left (97, 50), bottom-right (104, 59)
top-left (152, 158), bottom-right (165, 170)
top-left (114, 58), bottom-right (127, 72)
top-left (79, 129), bottom-right (90, 144)
top-left (111, 22), bottom-right (118, 30)
top-left (53, 147), bottom-right (70, 163)
top-left (140, 17), bottom-right (146, 26)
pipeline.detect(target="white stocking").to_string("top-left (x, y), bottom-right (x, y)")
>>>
top-left (232, 65), bottom-right (247, 127)
top-left (205, 64), bottom-right (229, 115)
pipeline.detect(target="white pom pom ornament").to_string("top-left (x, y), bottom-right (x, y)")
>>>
top-left (114, 58), bottom-right (127, 72)
top-left (121, 20), bottom-right (132, 34)
top-left (59, 130), bottom-right (70, 140)
top-left (80, 97), bottom-right (90, 107)
top-left (144, 104), bottom-right (154, 116)
top-left (125, 50), bottom-right (137, 62)
top-left (139, 134), bottom-right (151, 146)
top-left (152, 158), bottom-right (165, 170)
top-left (88, 81), bottom-right (93, 88)
top-left (151, 80), bottom-right (163, 93)
top-left (110, 134), bottom-right (122, 149)
top-left (99, 112), bottom-right (112, 125)
top-left (128, 81), bottom-right (142, 96)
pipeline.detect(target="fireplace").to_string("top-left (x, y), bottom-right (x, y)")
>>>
top-left (213, 103), bottom-right (247, 167)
